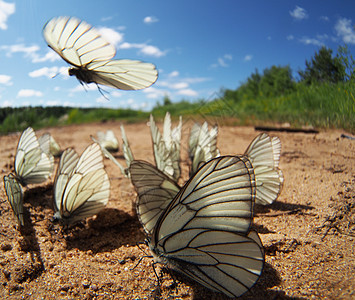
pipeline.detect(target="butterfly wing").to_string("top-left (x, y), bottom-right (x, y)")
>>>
top-left (15, 127), bottom-right (54, 185)
top-left (129, 160), bottom-right (180, 235)
top-left (151, 229), bottom-right (264, 298)
top-left (150, 114), bottom-right (181, 181)
top-left (244, 133), bottom-right (284, 205)
top-left (3, 174), bottom-right (24, 226)
top-left (43, 16), bottom-right (115, 68)
top-left (189, 122), bottom-right (220, 176)
top-left (154, 155), bottom-right (256, 240)
top-left (96, 130), bottom-right (119, 153)
top-left (87, 59), bottom-right (158, 90)
top-left (120, 124), bottom-right (134, 172)
top-left (53, 143), bottom-right (110, 225)
top-left (53, 148), bottom-right (80, 213)
top-left (149, 156), bottom-right (263, 297)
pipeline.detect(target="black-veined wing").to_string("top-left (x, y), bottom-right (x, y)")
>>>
top-left (244, 133), bottom-right (284, 205)
top-left (148, 156), bottom-right (264, 298)
top-left (53, 143), bottom-right (110, 225)
top-left (120, 124), bottom-right (134, 175)
top-left (188, 122), bottom-right (220, 176)
top-left (150, 229), bottom-right (264, 298)
top-left (14, 127), bottom-right (54, 186)
top-left (43, 16), bottom-right (158, 90)
top-left (149, 114), bottom-right (181, 181)
top-left (3, 174), bottom-right (24, 226)
top-left (154, 156), bottom-right (256, 237)
top-left (87, 59), bottom-right (158, 90)
top-left (129, 160), bottom-right (180, 235)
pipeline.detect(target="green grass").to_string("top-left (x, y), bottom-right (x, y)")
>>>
top-left (0, 81), bottom-right (354, 135)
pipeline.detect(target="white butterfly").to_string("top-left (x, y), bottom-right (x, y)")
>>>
top-left (3, 174), bottom-right (24, 226)
top-left (244, 133), bottom-right (284, 205)
top-left (188, 121), bottom-right (220, 176)
top-left (38, 132), bottom-right (62, 157)
top-left (43, 16), bottom-right (158, 91)
top-left (53, 143), bottom-right (110, 225)
top-left (14, 127), bottom-right (54, 186)
top-left (130, 160), bottom-right (180, 235)
top-left (92, 124), bottom-right (134, 178)
top-left (149, 112), bottom-right (182, 181)
top-left (130, 156), bottom-right (264, 298)
top-left (96, 130), bottom-right (119, 153)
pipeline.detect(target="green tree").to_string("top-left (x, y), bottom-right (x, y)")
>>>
top-left (336, 44), bottom-right (355, 81)
top-left (259, 65), bottom-right (295, 97)
top-left (298, 46), bottom-right (345, 84)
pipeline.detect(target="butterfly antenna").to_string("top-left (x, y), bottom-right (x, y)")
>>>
top-left (97, 84), bottom-right (110, 101)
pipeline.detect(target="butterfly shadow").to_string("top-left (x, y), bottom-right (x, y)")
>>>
top-left (164, 262), bottom-right (306, 300)
top-left (64, 208), bottom-right (146, 253)
top-left (24, 182), bottom-right (53, 209)
top-left (14, 204), bottom-right (45, 283)
top-left (254, 200), bottom-right (315, 217)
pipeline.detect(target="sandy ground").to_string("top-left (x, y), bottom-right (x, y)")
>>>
top-left (0, 119), bottom-right (354, 299)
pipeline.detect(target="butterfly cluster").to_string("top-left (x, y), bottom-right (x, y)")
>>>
top-left (2, 15), bottom-right (284, 299)
top-left (3, 127), bottom-right (111, 226)
top-left (94, 112), bottom-right (283, 297)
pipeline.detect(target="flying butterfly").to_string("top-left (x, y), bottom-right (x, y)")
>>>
top-left (149, 112), bottom-right (182, 181)
top-left (52, 143), bottom-right (110, 225)
top-left (43, 16), bottom-right (158, 92)
top-left (3, 174), bottom-right (24, 226)
top-left (244, 133), bottom-right (284, 205)
top-left (188, 121), bottom-right (220, 176)
top-left (130, 156), bottom-right (264, 298)
top-left (13, 127), bottom-right (54, 186)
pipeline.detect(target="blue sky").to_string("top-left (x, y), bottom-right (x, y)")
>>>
top-left (0, 0), bottom-right (354, 111)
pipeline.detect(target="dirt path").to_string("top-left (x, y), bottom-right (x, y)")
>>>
top-left (0, 121), bottom-right (354, 299)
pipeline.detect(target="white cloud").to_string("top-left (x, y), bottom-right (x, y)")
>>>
top-left (0, 43), bottom-right (60, 63)
top-left (1, 100), bottom-right (13, 107)
top-left (177, 88), bottom-right (198, 97)
top-left (96, 95), bottom-right (109, 103)
top-left (211, 54), bottom-right (233, 68)
top-left (0, 0), bottom-right (15, 30)
top-left (29, 66), bottom-right (68, 79)
top-left (335, 18), bottom-right (355, 45)
top-left (119, 42), bottom-right (167, 57)
top-left (70, 84), bottom-right (98, 93)
top-left (320, 16), bottom-right (329, 22)
top-left (32, 50), bottom-right (60, 63)
top-left (287, 35), bottom-right (295, 41)
top-left (244, 54), bottom-right (253, 62)
top-left (143, 16), bottom-right (159, 24)
top-left (0, 43), bottom-right (39, 57)
top-left (183, 77), bottom-right (210, 84)
top-left (168, 71), bottom-right (179, 77)
top-left (98, 27), bottom-right (124, 46)
top-left (290, 6), bottom-right (308, 20)
top-left (299, 34), bottom-right (328, 46)
top-left (139, 45), bottom-right (166, 57)
top-left (0, 74), bottom-right (12, 86)
top-left (17, 89), bottom-right (43, 98)
top-left (111, 91), bottom-right (122, 98)
top-left (143, 86), bottom-right (167, 99)
top-left (101, 16), bottom-right (113, 22)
